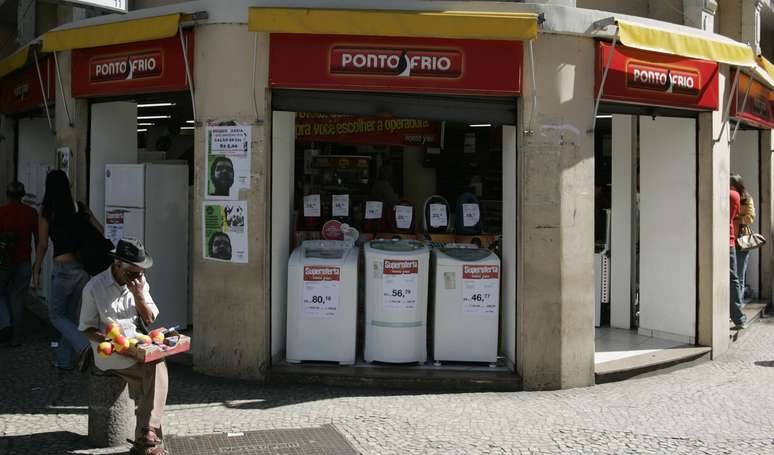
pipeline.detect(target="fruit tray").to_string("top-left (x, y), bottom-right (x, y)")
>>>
top-left (119, 333), bottom-right (191, 363)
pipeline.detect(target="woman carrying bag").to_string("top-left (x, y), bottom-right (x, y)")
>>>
top-left (731, 174), bottom-right (764, 306)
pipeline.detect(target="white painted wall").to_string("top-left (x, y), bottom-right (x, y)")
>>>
top-left (17, 118), bottom-right (56, 204)
top-left (610, 114), bottom-right (634, 329)
top-left (731, 130), bottom-right (760, 298)
top-left (639, 116), bottom-right (697, 342)
top-left (502, 125), bottom-right (517, 367)
top-left (271, 111), bottom-right (295, 362)
top-left (89, 102), bottom-right (137, 224)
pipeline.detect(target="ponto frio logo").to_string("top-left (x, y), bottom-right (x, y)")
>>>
top-left (330, 47), bottom-right (462, 78)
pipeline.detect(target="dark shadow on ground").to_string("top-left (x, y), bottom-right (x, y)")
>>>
top-left (0, 430), bottom-right (109, 455)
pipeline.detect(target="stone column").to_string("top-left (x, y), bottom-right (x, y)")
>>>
top-left (87, 373), bottom-right (135, 447)
top-left (191, 24), bottom-right (270, 379)
top-left (517, 34), bottom-right (595, 390)
top-left (760, 130), bottom-right (773, 303)
top-left (697, 65), bottom-right (733, 356)
top-left (54, 50), bottom-right (90, 201)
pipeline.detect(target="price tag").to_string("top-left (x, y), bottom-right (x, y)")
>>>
top-left (394, 205), bottom-right (413, 230)
top-left (462, 203), bottom-right (480, 227)
top-left (302, 266), bottom-right (340, 318)
top-left (365, 201), bottom-right (383, 219)
top-left (428, 203), bottom-right (447, 228)
top-left (332, 194), bottom-right (349, 217)
top-left (382, 259), bottom-right (419, 311)
top-left (303, 194), bottom-right (321, 217)
top-left (462, 264), bottom-right (499, 314)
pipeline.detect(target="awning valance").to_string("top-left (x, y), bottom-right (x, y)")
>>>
top-left (0, 46), bottom-right (30, 79)
top-left (41, 13), bottom-right (182, 52)
top-left (754, 55), bottom-right (774, 89)
top-left (248, 7), bottom-right (539, 41)
top-left (612, 18), bottom-right (756, 67)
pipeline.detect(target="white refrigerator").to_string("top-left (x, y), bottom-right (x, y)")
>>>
top-left (105, 163), bottom-right (189, 329)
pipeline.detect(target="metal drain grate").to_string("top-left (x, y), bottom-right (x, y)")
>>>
top-left (165, 424), bottom-right (359, 455)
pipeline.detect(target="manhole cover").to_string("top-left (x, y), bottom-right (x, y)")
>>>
top-left (165, 424), bottom-right (359, 455)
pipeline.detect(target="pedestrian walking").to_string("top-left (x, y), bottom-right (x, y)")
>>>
top-left (0, 182), bottom-right (38, 346)
top-left (31, 170), bottom-right (95, 370)
top-left (731, 174), bottom-right (755, 305)
top-left (729, 179), bottom-right (747, 329)
top-left (80, 238), bottom-right (169, 455)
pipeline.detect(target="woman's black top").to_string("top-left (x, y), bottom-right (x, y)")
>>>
top-left (48, 213), bottom-right (80, 258)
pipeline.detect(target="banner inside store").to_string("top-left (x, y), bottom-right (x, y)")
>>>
top-left (295, 113), bottom-right (442, 146)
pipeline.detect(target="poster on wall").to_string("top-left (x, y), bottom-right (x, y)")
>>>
top-left (203, 201), bottom-right (248, 263)
top-left (105, 209), bottom-right (125, 247)
top-left (205, 125), bottom-right (251, 200)
top-left (56, 147), bottom-right (71, 180)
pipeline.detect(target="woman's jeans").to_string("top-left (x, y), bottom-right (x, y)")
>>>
top-left (730, 248), bottom-right (746, 325)
top-left (735, 247), bottom-right (751, 304)
top-left (48, 261), bottom-right (90, 368)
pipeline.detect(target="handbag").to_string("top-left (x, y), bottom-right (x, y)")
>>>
top-left (737, 225), bottom-right (767, 251)
top-left (74, 213), bottom-right (114, 276)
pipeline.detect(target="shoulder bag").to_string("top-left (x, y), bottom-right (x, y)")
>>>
top-left (737, 225), bottom-right (767, 251)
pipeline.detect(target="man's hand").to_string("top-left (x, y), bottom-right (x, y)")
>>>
top-left (128, 276), bottom-right (154, 326)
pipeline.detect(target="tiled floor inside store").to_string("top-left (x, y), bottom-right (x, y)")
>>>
top-left (594, 327), bottom-right (686, 365)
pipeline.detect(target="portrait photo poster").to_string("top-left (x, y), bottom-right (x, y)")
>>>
top-left (202, 200), bottom-right (248, 263)
top-left (205, 124), bottom-right (251, 200)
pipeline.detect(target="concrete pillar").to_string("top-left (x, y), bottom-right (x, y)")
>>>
top-left (191, 24), bottom-right (270, 380)
top-left (760, 130), bottom-right (773, 303)
top-left (518, 35), bottom-right (595, 390)
top-left (697, 65), bottom-right (732, 356)
top-left (54, 50), bottom-right (90, 201)
top-left (87, 373), bottom-right (135, 448)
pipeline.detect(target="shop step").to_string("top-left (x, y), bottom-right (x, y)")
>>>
top-left (730, 302), bottom-right (768, 342)
top-left (595, 346), bottom-right (711, 384)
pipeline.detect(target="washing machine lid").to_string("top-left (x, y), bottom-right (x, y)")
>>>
top-left (305, 248), bottom-right (345, 259)
top-left (437, 247), bottom-right (492, 262)
top-left (369, 239), bottom-right (426, 252)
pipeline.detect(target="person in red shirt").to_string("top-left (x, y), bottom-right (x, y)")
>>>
top-left (0, 182), bottom-right (39, 345)
top-left (729, 182), bottom-right (747, 329)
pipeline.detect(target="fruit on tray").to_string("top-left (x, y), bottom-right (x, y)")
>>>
top-left (136, 334), bottom-right (152, 345)
top-left (149, 329), bottom-right (165, 345)
top-left (129, 338), bottom-right (139, 348)
top-left (105, 323), bottom-right (122, 340)
top-left (97, 341), bottom-right (113, 357)
top-left (113, 335), bottom-right (130, 353)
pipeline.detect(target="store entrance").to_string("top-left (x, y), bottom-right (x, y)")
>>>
top-left (270, 92), bottom-right (518, 373)
top-left (595, 107), bottom-right (699, 367)
top-left (87, 91), bottom-right (193, 330)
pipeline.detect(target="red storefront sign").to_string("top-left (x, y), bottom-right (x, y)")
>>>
top-left (71, 31), bottom-right (193, 98)
top-left (730, 71), bottom-right (774, 129)
top-left (296, 113), bottom-right (441, 147)
top-left (595, 41), bottom-right (719, 110)
top-left (0, 58), bottom-right (55, 114)
top-left (270, 34), bottom-right (522, 96)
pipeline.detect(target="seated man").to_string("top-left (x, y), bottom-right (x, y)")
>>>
top-left (79, 238), bottom-right (167, 455)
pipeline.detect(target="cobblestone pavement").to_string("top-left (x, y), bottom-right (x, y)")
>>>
top-left (2, 311), bottom-right (774, 455)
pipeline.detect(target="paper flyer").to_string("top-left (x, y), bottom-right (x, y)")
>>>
top-left (105, 210), bottom-right (125, 248)
top-left (205, 125), bottom-right (251, 200)
top-left (203, 201), bottom-right (248, 263)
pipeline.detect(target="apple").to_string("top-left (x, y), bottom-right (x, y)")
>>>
top-left (105, 323), bottom-right (122, 340)
top-left (97, 341), bottom-right (113, 357)
top-left (129, 338), bottom-right (139, 348)
top-left (136, 334), bottom-right (152, 345)
top-left (113, 335), bottom-right (130, 353)
top-left (149, 329), bottom-right (165, 345)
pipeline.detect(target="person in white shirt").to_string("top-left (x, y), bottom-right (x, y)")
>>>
top-left (79, 238), bottom-right (167, 455)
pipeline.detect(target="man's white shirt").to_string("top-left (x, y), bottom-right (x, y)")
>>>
top-left (79, 267), bottom-right (159, 371)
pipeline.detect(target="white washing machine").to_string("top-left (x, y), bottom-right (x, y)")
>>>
top-left (286, 240), bottom-right (359, 364)
top-left (364, 240), bottom-right (430, 363)
top-left (433, 247), bottom-right (500, 365)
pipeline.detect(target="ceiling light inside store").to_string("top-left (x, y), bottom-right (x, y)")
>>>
top-left (138, 123), bottom-right (155, 126)
top-left (138, 102), bottom-right (175, 108)
top-left (180, 126), bottom-right (195, 130)
top-left (595, 115), bottom-right (613, 119)
top-left (186, 120), bottom-right (195, 124)
top-left (469, 124), bottom-right (491, 127)
top-left (138, 115), bottom-right (171, 120)
top-left (137, 129), bottom-right (148, 133)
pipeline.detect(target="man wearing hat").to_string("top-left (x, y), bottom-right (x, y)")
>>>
top-left (79, 238), bottom-right (168, 455)
top-left (0, 181), bottom-right (38, 346)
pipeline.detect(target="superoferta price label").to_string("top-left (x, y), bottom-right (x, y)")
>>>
top-left (302, 266), bottom-right (340, 318)
top-left (382, 259), bottom-right (419, 311)
top-left (462, 264), bottom-right (499, 314)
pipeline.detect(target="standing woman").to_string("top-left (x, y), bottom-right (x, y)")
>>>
top-left (31, 170), bottom-right (94, 370)
top-left (730, 174), bottom-right (755, 305)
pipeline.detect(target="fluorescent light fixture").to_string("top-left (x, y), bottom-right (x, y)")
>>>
top-left (137, 129), bottom-right (148, 133)
top-left (180, 126), bottom-right (195, 130)
top-left (469, 124), bottom-right (491, 128)
top-left (138, 115), bottom-right (170, 120)
top-left (186, 120), bottom-right (195, 124)
top-left (138, 122), bottom-right (155, 126)
top-left (595, 115), bottom-right (613, 119)
top-left (138, 102), bottom-right (175, 108)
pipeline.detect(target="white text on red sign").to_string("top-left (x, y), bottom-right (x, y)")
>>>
top-left (331, 48), bottom-right (462, 77)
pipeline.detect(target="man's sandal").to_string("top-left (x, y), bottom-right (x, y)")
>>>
top-left (128, 427), bottom-right (166, 455)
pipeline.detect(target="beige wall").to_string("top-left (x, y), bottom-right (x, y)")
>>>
top-left (191, 24), bottom-right (271, 380)
top-left (577, 0), bottom-right (685, 24)
top-left (718, 0), bottom-right (744, 40)
top-left (518, 34), bottom-right (596, 390)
